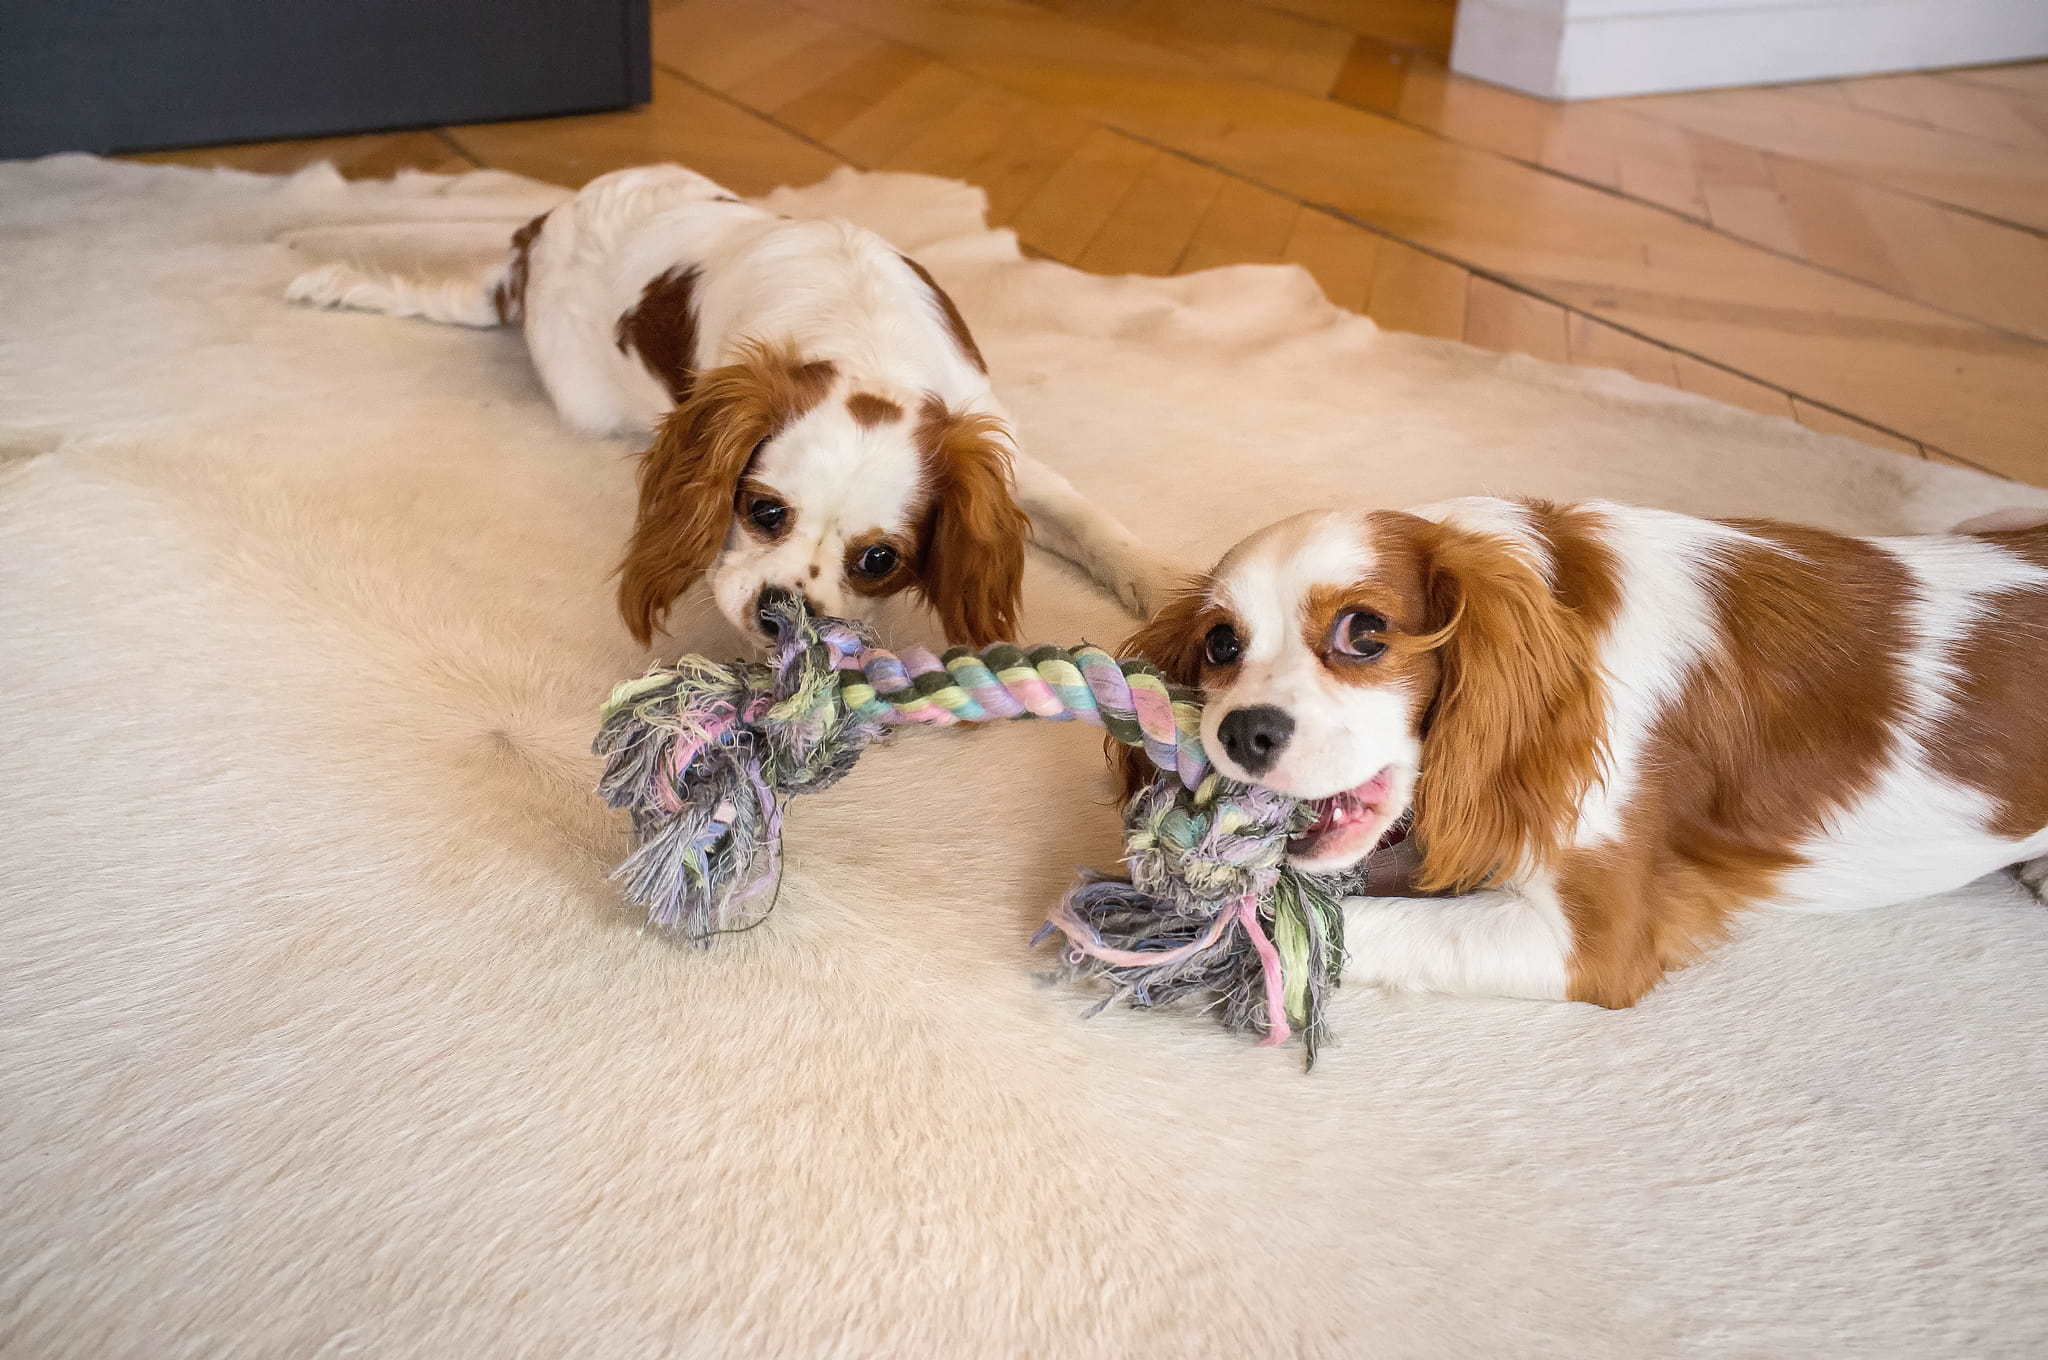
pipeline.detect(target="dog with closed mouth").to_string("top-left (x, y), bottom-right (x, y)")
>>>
top-left (1120, 498), bottom-right (2048, 1007)
top-left (290, 163), bottom-right (1171, 647)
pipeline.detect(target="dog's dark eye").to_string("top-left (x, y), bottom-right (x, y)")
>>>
top-left (853, 543), bottom-right (899, 578)
top-left (1203, 622), bottom-right (1242, 666)
top-left (1330, 610), bottom-right (1388, 660)
top-left (747, 497), bottom-right (789, 533)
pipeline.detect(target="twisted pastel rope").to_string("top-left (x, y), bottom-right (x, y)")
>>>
top-left (811, 628), bottom-right (1208, 787)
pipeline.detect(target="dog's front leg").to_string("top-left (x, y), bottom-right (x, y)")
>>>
top-left (1340, 880), bottom-right (1574, 1001)
top-left (1009, 452), bottom-right (1191, 619)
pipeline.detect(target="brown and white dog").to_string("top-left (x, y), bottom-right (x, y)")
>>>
top-left (1122, 498), bottom-right (2048, 1007)
top-left (288, 164), bottom-right (1168, 646)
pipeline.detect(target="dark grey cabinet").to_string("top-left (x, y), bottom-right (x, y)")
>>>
top-left (0, 0), bottom-right (651, 157)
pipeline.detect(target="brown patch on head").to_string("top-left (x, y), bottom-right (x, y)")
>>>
top-left (1321, 514), bottom-right (1434, 617)
top-left (615, 343), bottom-right (836, 645)
top-left (899, 255), bottom-right (988, 374)
top-left (490, 210), bottom-right (550, 325)
top-left (912, 395), bottom-right (1027, 645)
top-left (1110, 578), bottom-right (1216, 798)
top-left (614, 267), bottom-right (703, 405)
top-left (1559, 520), bottom-right (1911, 1008)
top-left (786, 358), bottom-right (836, 404)
top-left (1927, 526), bottom-right (2048, 839)
top-left (1407, 504), bottom-right (1616, 897)
top-left (1297, 512), bottom-right (1445, 723)
top-left (845, 392), bottom-right (903, 428)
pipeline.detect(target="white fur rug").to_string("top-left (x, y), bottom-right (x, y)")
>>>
top-left (4, 155), bottom-right (2045, 1359)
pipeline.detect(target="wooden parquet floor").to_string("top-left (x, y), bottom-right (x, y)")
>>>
top-left (133, 0), bottom-right (2048, 485)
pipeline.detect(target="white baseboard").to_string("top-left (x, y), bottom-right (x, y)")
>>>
top-left (1453, 0), bottom-right (2048, 100)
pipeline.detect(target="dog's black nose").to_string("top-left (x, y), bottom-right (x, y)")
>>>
top-left (755, 585), bottom-right (825, 639)
top-left (754, 586), bottom-right (795, 639)
top-left (1216, 705), bottom-right (1293, 777)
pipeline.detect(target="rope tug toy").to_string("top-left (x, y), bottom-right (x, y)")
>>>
top-left (593, 598), bottom-right (1373, 1059)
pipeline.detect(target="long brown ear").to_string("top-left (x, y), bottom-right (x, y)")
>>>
top-left (1409, 521), bottom-right (1605, 893)
top-left (916, 402), bottom-right (1029, 646)
top-left (1108, 579), bottom-right (1211, 800)
top-left (616, 344), bottom-right (832, 644)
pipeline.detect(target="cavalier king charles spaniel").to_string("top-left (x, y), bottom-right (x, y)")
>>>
top-left (1121, 498), bottom-right (2048, 1007)
top-left (290, 164), bottom-right (1167, 647)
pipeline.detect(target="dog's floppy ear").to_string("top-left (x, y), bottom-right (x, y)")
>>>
top-left (915, 401), bottom-right (1030, 646)
top-left (616, 364), bottom-right (769, 646)
top-left (1107, 578), bottom-right (1211, 801)
top-left (616, 345), bottom-right (833, 645)
top-left (1409, 519), bottom-right (1604, 893)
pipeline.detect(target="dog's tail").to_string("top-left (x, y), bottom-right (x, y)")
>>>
top-left (285, 259), bottom-right (510, 329)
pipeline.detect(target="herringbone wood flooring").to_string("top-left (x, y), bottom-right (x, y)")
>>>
top-left (135, 0), bottom-right (2048, 485)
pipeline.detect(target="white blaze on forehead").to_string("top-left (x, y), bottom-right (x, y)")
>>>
top-left (751, 400), bottom-right (927, 546)
top-left (705, 396), bottom-right (928, 638)
top-left (1213, 510), bottom-right (1372, 656)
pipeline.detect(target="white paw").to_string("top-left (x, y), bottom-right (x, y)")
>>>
top-left (1094, 562), bottom-right (1162, 619)
top-left (2016, 856), bottom-right (2048, 903)
top-left (284, 263), bottom-right (352, 307)
top-left (1075, 538), bottom-right (1197, 621)
top-left (1106, 563), bottom-right (1153, 618)
top-left (1124, 557), bottom-right (1199, 620)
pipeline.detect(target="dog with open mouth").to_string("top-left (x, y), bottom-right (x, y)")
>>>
top-left (1119, 498), bottom-right (2048, 1008)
